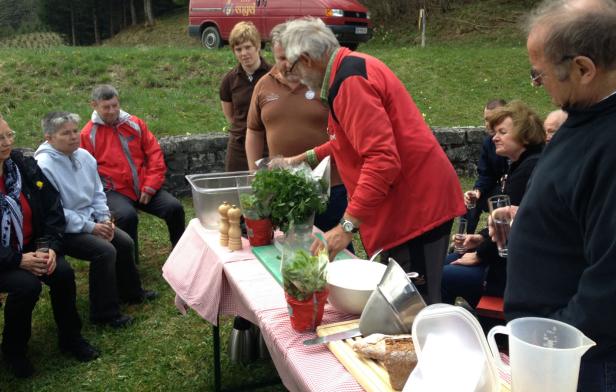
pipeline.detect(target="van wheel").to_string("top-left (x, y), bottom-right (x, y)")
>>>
top-left (342, 43), bottom-right (358, 51)
top-left (201, 26), bottom-right (222, 49)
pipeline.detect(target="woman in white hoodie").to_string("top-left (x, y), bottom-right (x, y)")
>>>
top-left (34, 112), bottom-right (156, 328)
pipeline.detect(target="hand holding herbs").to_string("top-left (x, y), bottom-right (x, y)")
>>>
top-left (282, 248), bottom-right (329, 301)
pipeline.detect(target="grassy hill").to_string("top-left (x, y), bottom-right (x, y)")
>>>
top-left (0, 4), bottom-right (555, 149)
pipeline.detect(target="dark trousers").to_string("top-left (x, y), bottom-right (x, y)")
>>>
top-left (578, 359), bottom-right (616, 392)
top-left (314, 184), bottom-right (354, 253)
top-left (106, 190), bottom-right (185, 263)
top-left (0, 256), bottom-right (82, 356)
top-left (381, 220), bottom-right (453, 304)
top-left (63, 228), bottom-right (143, 321)
top-left (441, 252), bottom-right (489, 308)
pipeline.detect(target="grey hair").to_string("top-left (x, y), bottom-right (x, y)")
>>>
top-left (525, 0), bottom-right (616, 78)
top-left (42, 111), bottom-right (81, 135)
top-left (281, 17), bottom-right (340, 63)
top-left (91, 84), bottom-right (119, 101)
top-left (270, 22), bottom-right (288, 47)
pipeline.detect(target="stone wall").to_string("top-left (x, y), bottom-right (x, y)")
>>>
top-left (159, 127), bottom-right (487, 196)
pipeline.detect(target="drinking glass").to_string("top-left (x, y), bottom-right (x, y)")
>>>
top-left (35, 239), bottom-right (50, 256)
top-left (36, 239), bottom-right (51, 274)
top-left (466, 190), bottom-right (479, 209)
top-left (453, 217), bottom-right (468, 254)
top-left (488, 195), bottom-right (511, 257)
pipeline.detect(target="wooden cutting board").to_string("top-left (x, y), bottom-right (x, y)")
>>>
top-left (317, 319), bottom-right (397, 392)
top-left (317, 319), bottom-right (512, 392)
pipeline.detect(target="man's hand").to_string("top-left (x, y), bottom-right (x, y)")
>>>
top-left (463, 234), bottom-right (484, 249)
top-left (451, 251), bottom-right (481, 266)
top-left (92, 222), bottom-right (114, 241)
top-left (20, 252), bottom-right (49, 276)
top-left (464, 189), bottom-right (480, 207)
top-left (488, 205), bottom-right (519, 244)
top-left (310, 225), bottom-right (354, 261)
top-left (139, 192), bottom-right (152, 205)
top-left (46, 249), bottom-right (57, 275)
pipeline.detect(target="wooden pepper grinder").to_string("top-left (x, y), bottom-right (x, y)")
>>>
top-left (219, 201), bottom-right (231, 246)
top-left (227, 205), bottom-right (243, 251)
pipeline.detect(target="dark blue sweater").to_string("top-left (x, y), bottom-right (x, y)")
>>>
top-left (473, 135), bottom-right (508, 195)
top-left (506, 92), bottom-right (616, 361)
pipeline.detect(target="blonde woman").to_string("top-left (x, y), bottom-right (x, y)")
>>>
top-left (220, 21), bottom-right (271, 171)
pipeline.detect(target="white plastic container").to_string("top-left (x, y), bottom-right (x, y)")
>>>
top-left (487, 317), bottom-right (595, 392)
top-left (186, 172), bottom-right (254, 229)
top-left (404, 304), bottom-right (500, 392)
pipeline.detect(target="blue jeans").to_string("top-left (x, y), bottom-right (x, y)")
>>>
top-left (578, 359), bottom-right (616, 392)
top-left (441, 252), bottom-right (488, 308)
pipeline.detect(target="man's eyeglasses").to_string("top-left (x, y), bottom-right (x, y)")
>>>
top-left (530, 55), bottom-right (576, 87)
top-left (530, 68), bottom-right (545, 87)
top-left (0, 131), bottom-right (16, 143)
top-left (289, 58), bottom-right (300, 74)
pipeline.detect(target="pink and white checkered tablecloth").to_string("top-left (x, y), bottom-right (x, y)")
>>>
top-left (222, 260), bottom-right (364, 392)
top-left (162, 218), bottom-right (512, 392)
top-left (162, 218), bottom-right (254, 325)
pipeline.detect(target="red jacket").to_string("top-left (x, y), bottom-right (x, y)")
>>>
top-left (80, 110), bottom-right (167, 201)
top-left (315, 48), bottom-right (465, 255)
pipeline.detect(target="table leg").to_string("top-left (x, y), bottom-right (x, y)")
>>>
top-left (213, 322), bottom-right (221, 392)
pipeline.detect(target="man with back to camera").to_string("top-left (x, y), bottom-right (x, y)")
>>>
top-left (494, 1), bottom-right (616, 390)
top-left (81, 84), bottom-right (185, 264)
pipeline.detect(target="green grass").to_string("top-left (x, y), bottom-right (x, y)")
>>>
top-left (0, 32), bottom-right (66, 49)
top-left (0, 199), bottom-right (285, 391)
top-left (0, 43), bottom-right (554, 149)
top-left (0, 5), bottom-right (557, 149)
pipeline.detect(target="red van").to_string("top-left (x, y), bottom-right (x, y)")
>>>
top-left (188, 0), bottom-right (372, 50)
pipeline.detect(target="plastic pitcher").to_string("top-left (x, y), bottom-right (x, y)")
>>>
top-left (487, 317), bottom-right (596, 392)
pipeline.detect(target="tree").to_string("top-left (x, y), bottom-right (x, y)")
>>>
top-left (130, 0), bottom-right (137, 26)
top-left (144, 0), bottom-right (154, 26)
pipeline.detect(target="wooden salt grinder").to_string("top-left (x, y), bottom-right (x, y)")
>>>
top-left (219, 201), bottom-right (231, 246)
top-left (227, 205), bottom-right (243, 251)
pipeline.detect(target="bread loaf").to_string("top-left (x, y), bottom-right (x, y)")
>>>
top-left (353, 334), bottom-right (418, 390)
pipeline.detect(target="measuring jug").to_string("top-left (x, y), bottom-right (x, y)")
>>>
top-left (487, 317), bottom-right (595, 392)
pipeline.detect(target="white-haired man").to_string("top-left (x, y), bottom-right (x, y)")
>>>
top-left (543, 109), bottom-right (568, 142)
top-left (281, 18), bottom-right (465, 304)
top-left (491, 1), bottom-right (616, 390)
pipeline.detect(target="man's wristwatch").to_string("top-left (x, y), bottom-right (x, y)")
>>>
top-left (340, 218), bottom-right (359, 234)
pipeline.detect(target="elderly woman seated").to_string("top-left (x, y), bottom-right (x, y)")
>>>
top-left (0, 115), bottom-right (98, 378)
top-left (34, 112), bottom-right (157, 329)
top-left (441, 100), bottom-right (546, 309)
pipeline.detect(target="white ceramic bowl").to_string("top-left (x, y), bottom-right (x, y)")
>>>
top-left (326, 259), bottom-right (387, 315)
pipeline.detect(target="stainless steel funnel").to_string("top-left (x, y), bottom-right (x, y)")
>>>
top-left (359, 258), bottom-right (426, 335)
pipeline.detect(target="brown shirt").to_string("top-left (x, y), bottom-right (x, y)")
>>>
top-left (247, 69), bottom-right (342, 185)
top-left (220, 58), bottom-right (271, 171)
top-left (219, 58), bottom-right (271, 138)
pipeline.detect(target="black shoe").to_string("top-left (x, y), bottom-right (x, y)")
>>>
top-left (3, 352), bottom-right (34, 378)
top-left (92, 314), bottom-right (134, 329)
top-left (124, 289), bottom-right (158, 305)
top-left (59, 337), bottom-right (100, 362)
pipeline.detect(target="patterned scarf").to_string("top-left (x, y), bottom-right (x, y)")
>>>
top-left (0, 158), bottom-right (23, 251)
